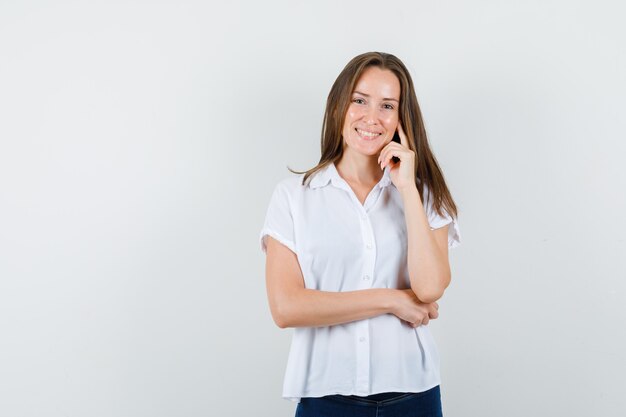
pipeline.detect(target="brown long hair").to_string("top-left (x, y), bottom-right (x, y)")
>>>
top-left (288, 51), bottom-right (458, 220)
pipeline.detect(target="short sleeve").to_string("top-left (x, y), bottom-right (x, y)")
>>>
top-left (424, 186), bottom-right (462, 250)
top-left (259, 181), bottom-right (296, 254)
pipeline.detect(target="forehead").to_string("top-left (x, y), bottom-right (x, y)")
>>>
top-left (353, 66), bottom-right (400, 99)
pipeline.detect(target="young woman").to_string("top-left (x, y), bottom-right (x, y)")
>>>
top-left (260, 52), bottom-right (461, 417)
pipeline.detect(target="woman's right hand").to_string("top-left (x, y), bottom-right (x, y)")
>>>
top-left (391, 289), bottom-right (439, 328)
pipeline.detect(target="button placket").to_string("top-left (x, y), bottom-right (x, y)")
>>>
top-left (359, 209), bottom-right (376, 289)
top-left (355, 319), bottom-right (370, 393)
top-left (355, 207), bottom-right (375, 394)
top-left (360, 211), bottom-right (374, 248)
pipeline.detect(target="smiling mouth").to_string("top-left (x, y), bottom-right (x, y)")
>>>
top-left (355, 128), bottom-right (382, 140)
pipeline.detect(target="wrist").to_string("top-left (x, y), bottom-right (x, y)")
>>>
top-left (397, 182), bottom-right (419, 199)
top-left (378, 288), bottom-right (398, 315)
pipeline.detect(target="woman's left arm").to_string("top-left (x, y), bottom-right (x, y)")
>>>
top-left (399, 185), bottom-right (451, 303)
top-left (378, 122), bottom-right (451, 304)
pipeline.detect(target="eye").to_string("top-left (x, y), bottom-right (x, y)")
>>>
top-left (383, 103), bottom-right (395, 110)
top-left (352, 98), bottom-right (365, 104)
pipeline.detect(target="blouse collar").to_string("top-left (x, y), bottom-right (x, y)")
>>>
top-left (309, 161), bottom-right (392, 190)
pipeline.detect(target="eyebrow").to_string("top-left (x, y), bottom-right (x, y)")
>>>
top-left (353, 90), bottom-right (399, 103)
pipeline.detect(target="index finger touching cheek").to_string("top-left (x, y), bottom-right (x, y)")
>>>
top-left (397, 121), bottom-right (408, 147)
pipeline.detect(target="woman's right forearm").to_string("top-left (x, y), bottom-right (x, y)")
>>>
top-left (275, 288), bottom-right (397, 328)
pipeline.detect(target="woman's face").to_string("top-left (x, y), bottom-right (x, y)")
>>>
top-left (341, 66), bottom-right (401, 159)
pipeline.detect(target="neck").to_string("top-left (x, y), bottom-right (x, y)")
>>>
top-left (335, 149), bottom-right (382, 185)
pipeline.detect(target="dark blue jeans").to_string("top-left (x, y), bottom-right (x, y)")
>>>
top-left (295, 385), bottom-right (443, 417)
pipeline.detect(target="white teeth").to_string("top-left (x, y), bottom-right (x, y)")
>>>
top-left (356, 129), bottom-right (381, 137)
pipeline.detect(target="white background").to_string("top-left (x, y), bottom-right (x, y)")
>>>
top-left (1, 1), bottom-right (624, 416)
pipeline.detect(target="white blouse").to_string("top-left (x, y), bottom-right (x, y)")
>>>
top-left (259, 161), bottom-right (461, 403)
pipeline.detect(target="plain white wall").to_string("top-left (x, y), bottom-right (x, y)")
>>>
top-left (1, 1), bottom-right (624, 416)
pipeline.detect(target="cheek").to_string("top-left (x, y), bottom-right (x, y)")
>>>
top-left (346, 108), bottom-right (359, 122)
top-left (343, 111), bottom-right (358, 134)
top-left (383, 113), bottom-right (398, 125)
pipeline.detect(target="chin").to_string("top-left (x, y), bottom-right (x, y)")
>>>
top-left (355, 147), bottom-right (381, 157)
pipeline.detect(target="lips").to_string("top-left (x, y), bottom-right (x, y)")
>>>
top-left (355, 128), bottom-right (382, 140)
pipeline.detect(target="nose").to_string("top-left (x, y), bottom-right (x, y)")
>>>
top-left (364, 105), bottom-right (378, 125)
